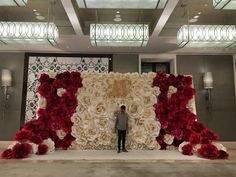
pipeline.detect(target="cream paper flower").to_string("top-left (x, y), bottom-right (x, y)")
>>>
top-left (145, 137), bottom-right (161, 150)
top-left (126, 99), bottom-right (144, 118)
top-left (143, 94), bottom-right (157, 107)
top-left (38, 94), bottom-right (46, 109)
top-left (56, 129), bottom-right (67, 140)
top-left (42, 138), bottom-right (55, 153)
top-left (75, 132), bottom-right (87, 146)
top-left (131, 126), bottom-right (147, 144)
top-left (99, 132), bottom-right (112, 146)
top-left (152, 87), bottom-right (161, 96)
top-left (145, 120), bottom-right (160, 137)
top-left (57, 88), bottom-right (66, 97)
top-left (95, 117), bottom-right (109, 131)
top-left (84, 121), bottom-right (97, 142)
top-left (167, 86), bottom-right (177, 98)
top-left (88, 100), bottom-right (107, 117)
top-left (164, 134), bottom-right (175, 145)
top-left (77, 92), bottom-right (92, 107)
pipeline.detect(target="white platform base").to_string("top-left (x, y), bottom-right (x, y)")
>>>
top-left (23, 150), bottom-right (205, 162)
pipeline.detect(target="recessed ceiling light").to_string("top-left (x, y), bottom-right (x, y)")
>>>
top-left (33, 9), bottom-right (37, 12)
top-left (198, 12), bottom-right (202, 15)
top-left (36, 15), bottom-right (45, 20)
top-left (113, 17), bottom-right (122, 22)
top-left (194, 15), bottom-right (199, 19)
top-left (116, 11), bottom-right (120, 14)
top-left (35, 12), bottom-right (40, 16)
top-left (189, 18), bottom-right (198, 23)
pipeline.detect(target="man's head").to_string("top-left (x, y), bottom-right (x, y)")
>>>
top-left (120, 105), bottom-right (126, 113)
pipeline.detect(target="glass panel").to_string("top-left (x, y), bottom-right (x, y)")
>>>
top-left (76, 0), bottom-right (168, 9)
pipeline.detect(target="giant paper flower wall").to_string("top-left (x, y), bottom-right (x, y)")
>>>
top-left (1, 71), bottom-right (228, 160)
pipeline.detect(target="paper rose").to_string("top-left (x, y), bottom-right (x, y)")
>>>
top-left (57, 88), bottom-right (66, 97)
top-left (131, 126), bottom-right (147, 144)
top-left (42, 138), bottom-right (55, 153)
top-left (164, 134), bottom-right (175, 145)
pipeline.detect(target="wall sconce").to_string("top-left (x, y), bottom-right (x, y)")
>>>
top-left (1, 69), bottom-right (12, 120)
top-left (203, 72), bottom-right (213, 110)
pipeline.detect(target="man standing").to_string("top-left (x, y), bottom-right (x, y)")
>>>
top-left (115, 105), bottom-right (129, 153)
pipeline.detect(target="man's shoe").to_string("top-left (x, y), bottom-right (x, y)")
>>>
top-left (117, 150), bottom-right (121, 153)
top-left (122, 149), bottom-right (128, 152)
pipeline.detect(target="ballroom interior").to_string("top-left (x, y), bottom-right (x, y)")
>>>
top-left (0, 0), bottom-right (236, 177)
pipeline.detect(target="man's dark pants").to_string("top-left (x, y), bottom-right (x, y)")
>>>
top-left (118, 129), bottom-right (126, 150)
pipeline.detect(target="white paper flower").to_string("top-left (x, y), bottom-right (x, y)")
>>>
top-left (38, 94), bottom-right (46, 109)
top-left (47, 72), bottom-right (57, 79)
top-left (29, 143), bottom-right (39, 154)
top-left (57, 88), bottom-right (66, 97)
top-left (193, 144), bottom-right (201, 153)
top-left (213, 142), bottom-right (227, 152)
top-left (167, 86), bottom-right (177, 98)
top-left (56, 129), bottom-right (67, 140)
top-left (42, 138), bottom-right (55, 153)
top-left (178, 141), bottom-right (189, 152)
top-left (164, 134), bottom-right (175, 145)
top-left (7, 142), bottom-right (18, 149)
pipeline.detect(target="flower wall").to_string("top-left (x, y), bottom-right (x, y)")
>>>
top-left (1, 72), bottom-right (228, 159)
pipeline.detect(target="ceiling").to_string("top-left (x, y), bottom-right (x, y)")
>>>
top-left (0, 0), bottom-right (235, 54)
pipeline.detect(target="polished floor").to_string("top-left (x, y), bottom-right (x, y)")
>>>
top-left (0, 149), bottom-right (236, 177)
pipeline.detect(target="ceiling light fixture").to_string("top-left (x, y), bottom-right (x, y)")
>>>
top-left (188, 19), bottom-right (198, 23)
top-left (76, 0), bottom-right (168, 9)
top-left (90, 24), bottom-right (149, 47)
top-left (0, 22), bottom-right (59, 45)
top-left (213, 0), bottom-right (236, 9)
top-left (177, 25), bottom-right (236, 48)
top-left (193, 15), bottom-right (199, 19)
top-left (0, 0), bottom-right (27, 6)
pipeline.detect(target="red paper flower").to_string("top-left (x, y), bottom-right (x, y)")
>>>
top-left (182, 144), bottom-right (193, 155)
top-left (12, 143), bottom-right (32, 159)
top-left (218, 150), bottom-right (229, 159)
top-left (201, 129), bottom-right (219, 141)
top-left (1, 149), bottom-right (14, 159)
top-left (189, 133), bottom-right (201, 144)
top-left (191, 122), bottom-right (206, 133)
top-left (13, 130), bottom-right (32, 142)
top-left (38, 82), bottom-right (55, 98)
top-left (37, 144), bottom-right (48, 155)
top-left (30, 134), bottom-right (43, 145)
top-left (198, 144), bottom-right (220, 160)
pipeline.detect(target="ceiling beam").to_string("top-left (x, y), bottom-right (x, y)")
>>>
top-left (151, 0), bottom-right (179, 38)
top-left (60, 0), bottom-right (83, 35)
